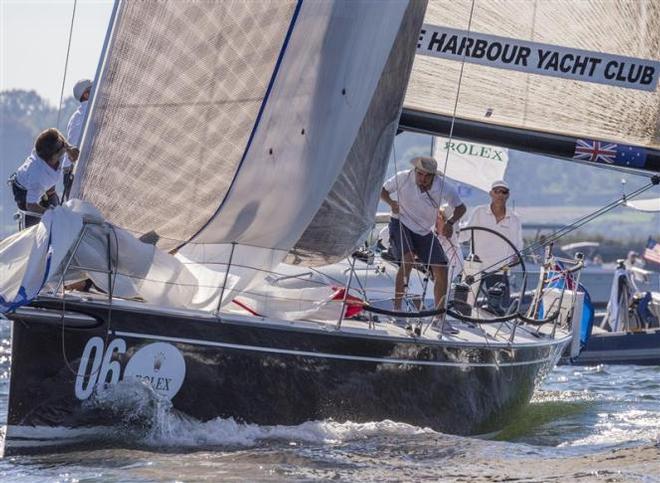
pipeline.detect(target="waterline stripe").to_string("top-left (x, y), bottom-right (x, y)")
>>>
top-left (112, 330), bottom-right (553, 368)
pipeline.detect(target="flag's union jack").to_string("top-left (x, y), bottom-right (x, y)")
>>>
top-left (546, 261), bottom-right (576, 290)
top-left (573, 139), bottom-right (617, 164)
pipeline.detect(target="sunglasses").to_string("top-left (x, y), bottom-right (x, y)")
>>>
top-left (493, 188), bottom-right (510, 194)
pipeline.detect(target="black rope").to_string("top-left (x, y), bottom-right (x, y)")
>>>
top-left (361, 304), bottom-right (446, 318)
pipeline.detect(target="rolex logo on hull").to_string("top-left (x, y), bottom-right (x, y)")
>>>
top-left (124, 342), bottom-right (186, 400)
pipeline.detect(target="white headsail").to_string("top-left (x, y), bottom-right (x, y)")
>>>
top-left (71, 0), bottom-right (427, 308)
top-left (289, 1), bottom-right (428, 266)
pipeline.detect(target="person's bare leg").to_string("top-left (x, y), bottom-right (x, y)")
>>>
top-left (432, 265), bottom-right (448, 310)
top-left (394, 252), bottom-right (415, 310)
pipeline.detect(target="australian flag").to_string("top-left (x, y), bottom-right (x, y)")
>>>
top-left (574, 139), bottom-right (646, 168)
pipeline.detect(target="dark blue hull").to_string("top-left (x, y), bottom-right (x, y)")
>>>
top-left (3, 296), bottom-right (568, 455)
top-left (571, 329), bottom-right (660, 366)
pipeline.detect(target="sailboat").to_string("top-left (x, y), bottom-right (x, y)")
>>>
top-left (568, 198), bottom-right (660, 366)
top-left (1, 0), bottom-right (657, 455)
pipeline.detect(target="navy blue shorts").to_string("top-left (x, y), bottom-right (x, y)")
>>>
top-left (389, 218), bottom-right (447, 267)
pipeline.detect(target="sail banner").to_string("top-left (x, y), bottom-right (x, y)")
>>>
top-left (432, 136), bottom-right (508, 193)
top-left (417, 25), bottom-right (660, 92)
top-left (405, 1), bottom-right (660, 153)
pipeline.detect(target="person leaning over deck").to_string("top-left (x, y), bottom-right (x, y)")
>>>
top-left (10, 128), bottom-right (79, 228)
top-left (380, 156), bottom-right (466, 329)
top-left (463, 180), bottom-right (523, 314)
top-left (62, 78), bottom-right (92, 201)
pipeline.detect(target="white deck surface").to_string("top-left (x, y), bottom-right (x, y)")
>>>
top-left (50, 291), bottom-right (572, 349)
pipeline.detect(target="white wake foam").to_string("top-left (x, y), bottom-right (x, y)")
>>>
top-left (84, 379), bottom-right (437, 448)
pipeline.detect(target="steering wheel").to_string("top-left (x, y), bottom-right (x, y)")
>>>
top-left (458, 226), bottom-right (527, 316)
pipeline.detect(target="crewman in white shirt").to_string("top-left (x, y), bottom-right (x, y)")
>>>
top-left (62, 79), bottom-right (92, 200)
top-left (463, 179), bottom-right (523, 313)
top-left (10, 128), bottom-right (79, 228)
top-left (381, 156), bottom-right (466, 332)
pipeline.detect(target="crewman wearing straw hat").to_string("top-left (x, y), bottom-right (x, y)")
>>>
top-left (380, 156), bottom-right (466, 332)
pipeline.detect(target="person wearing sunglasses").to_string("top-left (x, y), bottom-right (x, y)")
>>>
top-left (464, 179), bottom-right (523, 314)
top-left (381, 156), bottom-right (466, 331)
top-left (9, 128), bottom-right (79, 228)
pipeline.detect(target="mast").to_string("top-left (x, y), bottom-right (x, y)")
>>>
top-left (399, 109), bottom-right (660, 175)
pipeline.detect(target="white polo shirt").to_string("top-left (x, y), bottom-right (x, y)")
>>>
top-left (464, 204), bottom-right (523, 270)
top-left (15, 151), bottom-right (61, 204)
top-left (383, 169), bottom-right (462, 235)
top-left (63, 100), bottom-right (88, 169)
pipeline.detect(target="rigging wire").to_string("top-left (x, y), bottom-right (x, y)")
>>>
top-left (55, 0), bottom-right (78, 130)
top-left (419, 0), bottom-right (476, 319)
top-left (468, 179), bottom-right (659, 285)
top-left (59, 222), bottom-right (118, 378)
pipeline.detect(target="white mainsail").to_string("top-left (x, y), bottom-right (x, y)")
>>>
top-left (405, 0), bottom-right (660, 150)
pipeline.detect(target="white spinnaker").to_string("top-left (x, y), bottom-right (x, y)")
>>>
top-left (179, 1), bottom-right (413, 307)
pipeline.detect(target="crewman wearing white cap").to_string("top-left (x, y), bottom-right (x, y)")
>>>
top-left (62, 79), bottom-right (93, 199)
top-left (380, 156), bottom-right (466, 333)
top-left (463, 179), bottom-right (523, 314)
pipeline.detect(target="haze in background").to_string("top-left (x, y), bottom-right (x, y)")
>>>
top-left (0, 0), bottom-right (113, 106)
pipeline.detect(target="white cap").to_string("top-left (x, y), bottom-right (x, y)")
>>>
top-left (73, 79), bottom-right (93, 101)
top-left (491, 180), bottom-right (510, 190)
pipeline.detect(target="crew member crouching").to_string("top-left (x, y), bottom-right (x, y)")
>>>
top-left (9, 128), bottom-right (79, 229)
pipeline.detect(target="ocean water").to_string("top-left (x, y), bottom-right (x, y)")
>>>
top-left (0, 319), bottom-right (658, 482)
